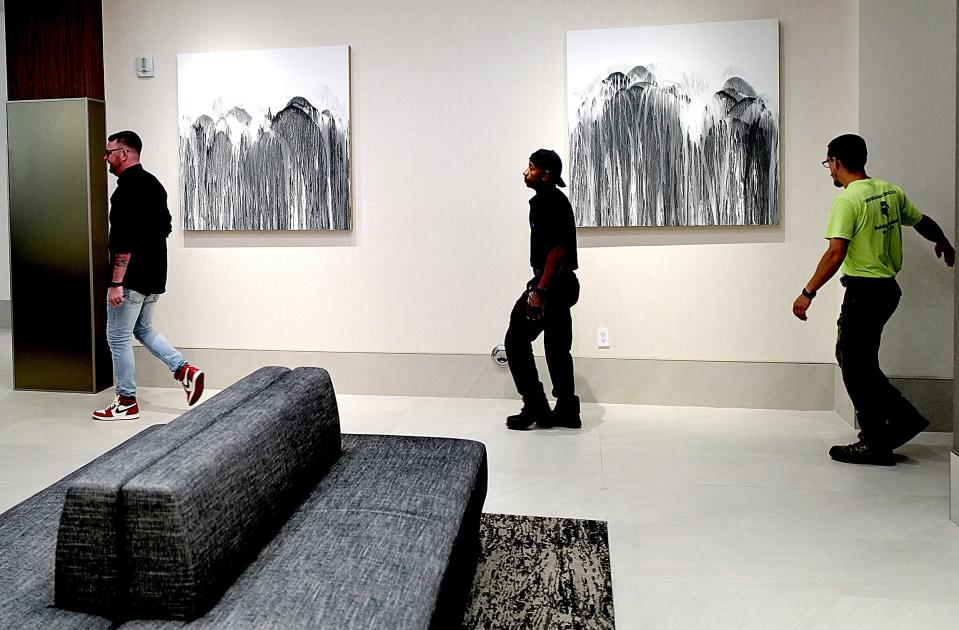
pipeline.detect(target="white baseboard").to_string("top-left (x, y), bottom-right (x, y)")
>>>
top-left (134, 347), bottom-right (838, 410)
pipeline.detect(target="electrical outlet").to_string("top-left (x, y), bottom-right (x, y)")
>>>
top-left (597, 327), bottom-right (609, 349)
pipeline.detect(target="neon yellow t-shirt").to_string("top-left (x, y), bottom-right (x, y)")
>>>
top-left (824, 178), bottom-right (923, 278)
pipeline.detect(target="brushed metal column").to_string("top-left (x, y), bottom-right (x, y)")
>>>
top-left (6, 98), bottom-right (111, 392)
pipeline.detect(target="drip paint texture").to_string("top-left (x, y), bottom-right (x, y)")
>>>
top-left (569, 68), bottom-right (778, 227)
top-left (180, 97), bottom-right (350, 230)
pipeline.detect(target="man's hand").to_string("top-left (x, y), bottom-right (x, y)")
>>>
top-left (108, 286), bottom-right (125, 308)
top-left (792, 294), bottom-right (812, 321)
top-left (914, 217), bottom-right (955, 266)
top-left (935, 241), bottom-right (956, 267)
top-left (526, 291), bottom-right (545, 320)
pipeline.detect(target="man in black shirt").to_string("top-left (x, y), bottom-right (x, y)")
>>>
top-left (505, 149), bottom-right (581, 430)
top-left (93, 131), bottom-right (204, 420)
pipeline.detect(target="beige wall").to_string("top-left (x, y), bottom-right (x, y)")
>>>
top-left (860, 0), bottom-right (956, 379)
top-left (97, 0), bottom-right (863, 363)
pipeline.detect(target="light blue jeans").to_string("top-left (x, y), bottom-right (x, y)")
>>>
top-left (106, 289), bottom-right (185, 397)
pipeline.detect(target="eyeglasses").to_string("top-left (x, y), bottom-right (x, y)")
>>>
top-left (821, 157), bottom-right (834, 168)
top-left (104, 147), bottom-right (127, 157)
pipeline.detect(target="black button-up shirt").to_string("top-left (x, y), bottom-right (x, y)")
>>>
top-left (108, 164), bottom-right (173, 295)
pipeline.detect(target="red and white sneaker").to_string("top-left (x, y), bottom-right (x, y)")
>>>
top-left (175, 363), bottom-right (205, 406)
top-left (93, 395), bottom-right (140, 421)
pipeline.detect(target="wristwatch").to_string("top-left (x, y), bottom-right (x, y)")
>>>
top-left (109, 281), bottom-right (123, 288)
top-left (801, 288), bottom-right (816, 299)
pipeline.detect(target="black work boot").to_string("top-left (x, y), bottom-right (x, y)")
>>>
top-left (541, 396), bottom-right (581, 429)
top-left (828, 440), bottom-right (895, 466)
top-left (506, 398), bottom-right (551, 430)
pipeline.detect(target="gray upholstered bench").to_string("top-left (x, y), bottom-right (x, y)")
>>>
top-left (0, 367), bottom-right (487, 629)
top-left (55, 365), bottom-right (294, 616)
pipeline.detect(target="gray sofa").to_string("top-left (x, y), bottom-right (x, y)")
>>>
top-left (0, 366), bottom-right (488, 629)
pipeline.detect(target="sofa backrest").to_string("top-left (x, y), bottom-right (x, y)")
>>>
top-left (120, 367), bottom-right (341, 620)
top-left (54, 366), bottom-right (291, 616)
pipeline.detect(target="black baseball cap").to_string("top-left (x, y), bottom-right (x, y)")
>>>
top-left (529, 149), bottom-right (566, 187)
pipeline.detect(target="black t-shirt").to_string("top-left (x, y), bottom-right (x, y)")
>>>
top-left (529, 186), bottom-right (578, 272)
top-left (108, 164), bottom-right (173, 295)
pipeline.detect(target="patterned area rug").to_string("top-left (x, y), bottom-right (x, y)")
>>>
top-left (462, 513), bottom-right (615, 630)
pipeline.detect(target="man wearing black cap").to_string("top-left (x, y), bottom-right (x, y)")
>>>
top-left (505, 149), bottom-right (581, 430)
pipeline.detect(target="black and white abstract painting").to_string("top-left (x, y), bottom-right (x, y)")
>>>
top-left (178, 46), bottom-right (350, 231)
top-left (567, 20), bottom-right (779, 227)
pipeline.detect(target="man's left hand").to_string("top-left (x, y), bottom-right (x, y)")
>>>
top-left (792, 294), bottom-right (811, 321)
top-left (936, 241), bottom-right (956, 267)
top-left (108, 286), bottom-right (125, 308)
top-left (526, 292), bottom-right (545, 320)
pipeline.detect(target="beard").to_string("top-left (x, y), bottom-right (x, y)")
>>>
top-left (833, 179), bottom-right (842, 188)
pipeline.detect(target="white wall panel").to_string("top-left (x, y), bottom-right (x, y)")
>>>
top-left (860, 0), bottom-right (956, 378)
top-left (98, 0), bottom-right (864, 363)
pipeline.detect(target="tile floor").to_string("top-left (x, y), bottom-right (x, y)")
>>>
top-left (1, 331), bottom-right (958, 629)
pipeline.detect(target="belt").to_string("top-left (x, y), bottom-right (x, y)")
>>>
top-left (840, 275), bottom-right (898, 287)
top-left (532, 269), bottom-right (576, 278)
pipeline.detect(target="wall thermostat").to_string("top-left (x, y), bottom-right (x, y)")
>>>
top-left (135, 56), bottom-right (155, 78)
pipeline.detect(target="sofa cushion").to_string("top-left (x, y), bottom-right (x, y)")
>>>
top-left (121, 367), bottom-right (341, 620)
top-left (0, 425), bottom-right (164, 630)
top-left (115, 434), bottom-right (487, 630)
top-left (54, 366), bottom-right (290, 616)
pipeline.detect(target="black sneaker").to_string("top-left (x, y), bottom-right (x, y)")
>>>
top-left (506, 401), bottom-right (551, 430)
top-left (828, 441), bottom-right (895, 466)
top-left (539, 396), bottom-right (581, 429)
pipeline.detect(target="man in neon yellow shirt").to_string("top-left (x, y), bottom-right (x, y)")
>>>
top-left (793, 134), bottom-right (954, 466)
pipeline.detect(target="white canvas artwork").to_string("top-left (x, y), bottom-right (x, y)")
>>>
top-left (178, 46), bottom-right (351, 230)
top-left (567, 20), bottom-right (779, 227)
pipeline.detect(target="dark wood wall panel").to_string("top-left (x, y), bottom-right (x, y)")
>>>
top-left (6, 0), bottom-right (105, 101)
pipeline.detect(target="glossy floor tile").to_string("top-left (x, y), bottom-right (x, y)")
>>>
top-left (1, 330), bottom-right (957, 629)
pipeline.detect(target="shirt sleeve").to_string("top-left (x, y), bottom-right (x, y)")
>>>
top-left (108, 190), bottom-right (136, 255)
top-left (824, 196), bottom-right (856, 240)
top-left (898, 189), bottom-right (924, 227)
top-left (545, 196), bottom-right (576, 253)
top-left (558, 201), bottom-right (577, 251)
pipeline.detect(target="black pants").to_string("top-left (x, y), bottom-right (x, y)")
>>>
top-left (836, 276), bottom-right (927, 448)
top-left (505, 274), bottom-right (580, 403)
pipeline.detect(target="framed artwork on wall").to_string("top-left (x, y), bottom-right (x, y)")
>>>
top-left (567, 20), bottom-right (779, 227)
top-left (178, 45), bottom-right (351, 231)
